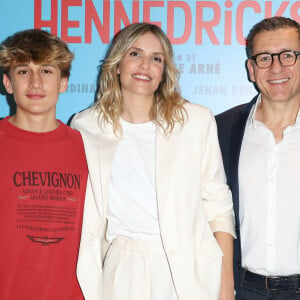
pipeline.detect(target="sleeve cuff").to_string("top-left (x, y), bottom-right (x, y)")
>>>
top-left (209, 213), bottom-right (236, 238)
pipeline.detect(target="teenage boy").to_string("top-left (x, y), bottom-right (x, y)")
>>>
top-left (0, 29), bottom-right (88, 299)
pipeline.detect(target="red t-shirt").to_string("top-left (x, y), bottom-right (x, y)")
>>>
top-left (0, 118), bottom-right (88, 300)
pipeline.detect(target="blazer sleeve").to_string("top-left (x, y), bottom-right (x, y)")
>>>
top-left (201, 112), bottom-right (236, 237)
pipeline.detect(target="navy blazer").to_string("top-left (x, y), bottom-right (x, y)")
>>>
top-left (215, 95), bottom-right (258, 293)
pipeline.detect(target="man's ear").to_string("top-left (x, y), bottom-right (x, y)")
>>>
top-left (60, 77), bottom-right (68, 93)
top-left (246, 59), bottom-right (256, 83)
top-left (3, 74), bottom-right (13, 94)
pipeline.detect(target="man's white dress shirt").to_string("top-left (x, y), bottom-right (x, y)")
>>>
top-left (239, 95), bottom-right (300, 276)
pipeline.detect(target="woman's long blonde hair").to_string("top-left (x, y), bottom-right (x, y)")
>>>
top-left (95, 22), bottom-right (186, 136)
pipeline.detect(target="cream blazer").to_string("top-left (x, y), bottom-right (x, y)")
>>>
top-left (72, 102), bottom-right (235, 300)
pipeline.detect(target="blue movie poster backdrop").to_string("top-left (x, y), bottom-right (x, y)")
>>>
top-left (0, 0), bottom-right (299, 123)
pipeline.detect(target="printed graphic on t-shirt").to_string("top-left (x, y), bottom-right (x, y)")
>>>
top-left (13, 170), bottom-right (82, 245)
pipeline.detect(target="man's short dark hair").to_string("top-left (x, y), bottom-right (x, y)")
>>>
top-left (246, 16), bottom-right (300, 58)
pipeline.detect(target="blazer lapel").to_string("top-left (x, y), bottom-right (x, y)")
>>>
top-left (155, 122), bottom-right (183, 233)
top-left (156, 128), bottom-right (171, 217)
top-left (97, 125), bottom-right (119, 218)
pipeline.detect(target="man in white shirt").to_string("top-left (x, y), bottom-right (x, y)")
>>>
top-left (216, 16), bottom-right (300, 300)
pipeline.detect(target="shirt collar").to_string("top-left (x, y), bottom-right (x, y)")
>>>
top-left (296, 108), bottom-right (300, 122)
top-left (248, 94), bottom-right (262, 128)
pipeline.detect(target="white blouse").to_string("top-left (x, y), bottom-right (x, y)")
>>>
top-left (106, 119), bottom-right (161, 241)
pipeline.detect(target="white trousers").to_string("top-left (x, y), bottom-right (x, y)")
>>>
top-left (103, 236), bottom-right (179, 300)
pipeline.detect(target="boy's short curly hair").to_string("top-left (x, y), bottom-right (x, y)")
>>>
top-left (0, 29), bottom-right (73, 77)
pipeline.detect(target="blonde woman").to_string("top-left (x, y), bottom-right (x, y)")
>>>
top-left (72, 23), bottom-right (235, 300)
